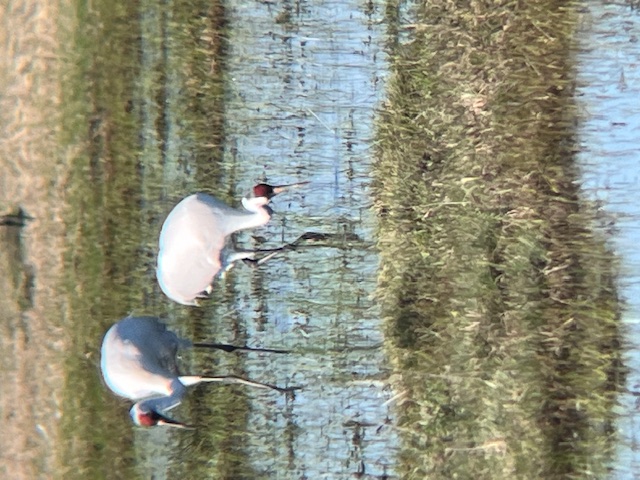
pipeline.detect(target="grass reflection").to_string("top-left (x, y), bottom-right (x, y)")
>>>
top-left (374, 1), bottom-right (624, 478)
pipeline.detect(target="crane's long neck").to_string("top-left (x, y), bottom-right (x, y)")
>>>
top-left (230, 197), bottom-right (272, 232)
top-left (136, 379), bottom-right (189, 413)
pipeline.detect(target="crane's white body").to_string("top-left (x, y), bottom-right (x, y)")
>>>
top-left (101, 344), bottom-right (174, 400)
top-left (156, 193), bottom-right (271, 306)
top-left (100, 316), bottom-right (183, 401)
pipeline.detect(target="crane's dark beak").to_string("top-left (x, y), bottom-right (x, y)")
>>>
top-left (271, 181), bottom-right (310, 195)
top-left (157, 414), bottom-right (195, 430)
top-left (253, 181), bottom-right (309, 200)
top-left (131, 403), bottom-right (195, 429)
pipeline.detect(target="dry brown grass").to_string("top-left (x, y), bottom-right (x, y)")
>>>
top-left (0, 1), bottom-right (71, 478)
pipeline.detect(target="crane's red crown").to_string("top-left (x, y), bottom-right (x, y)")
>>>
top-left (253, 183), bottom-right (276, 199)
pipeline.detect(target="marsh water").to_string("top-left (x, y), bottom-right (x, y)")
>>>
top-left (131, 1), bottom-right (398, 478)
top-left (2, 0), bottom-right (640, 479)
top-left (575, 2), bottom-right (640, 477)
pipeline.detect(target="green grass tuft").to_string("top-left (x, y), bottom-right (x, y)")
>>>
top-left (373, 2), bottom-right (625, 478)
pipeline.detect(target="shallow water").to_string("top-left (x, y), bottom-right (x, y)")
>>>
top-left (575, 2), bottom-right (640, 478)
top-left (134, 1), bottom-right (398, 478)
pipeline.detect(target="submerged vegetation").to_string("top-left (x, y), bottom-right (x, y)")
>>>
top-left (374, 1), bottom-right (624, 478)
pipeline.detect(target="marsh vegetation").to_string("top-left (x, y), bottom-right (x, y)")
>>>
top-left (374, 1), bottom-right (625, 478)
